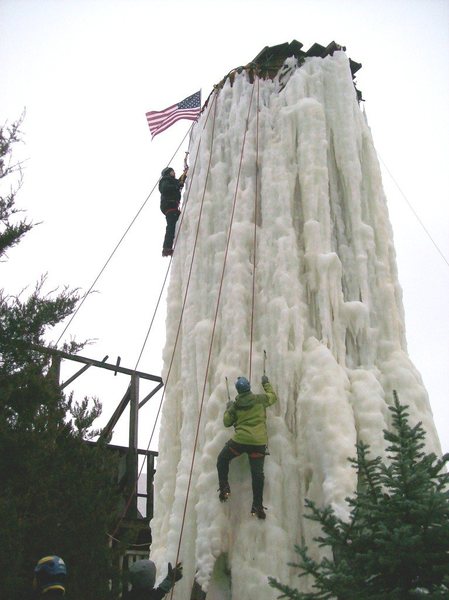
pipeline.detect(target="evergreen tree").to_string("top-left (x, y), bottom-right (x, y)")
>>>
top-left (269, 393), bottom-right (449, 599)
top-left (0, 111), bottom-right (32, 257)
top-left (0, 116), bottom-right (122, 599)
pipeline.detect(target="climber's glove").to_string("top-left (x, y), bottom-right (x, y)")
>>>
top-left (159, 562), bottom-right (183, 593)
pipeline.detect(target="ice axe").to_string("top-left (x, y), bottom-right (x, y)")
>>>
top-left (178, 152), bottom-right (189, 187)
top-left (262, 350), bottom-right (271, 456)
top-left (225, 377), bottom-right (231, 402)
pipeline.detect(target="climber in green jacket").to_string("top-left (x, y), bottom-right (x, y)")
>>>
top-left (216, 375), bottom-right (277, 520)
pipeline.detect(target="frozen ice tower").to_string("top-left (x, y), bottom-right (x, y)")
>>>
top-left (150, 41), bottom-right (443, 598)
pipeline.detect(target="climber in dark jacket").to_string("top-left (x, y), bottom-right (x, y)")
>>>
top-left (217, 375), bottom-right (277, 520)
top-left (125, 559), bottom-right (183, 599)
top-left (159, 166), bottom-right (187, 257)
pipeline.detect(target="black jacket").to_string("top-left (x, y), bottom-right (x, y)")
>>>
top-left (159, 175), bottom-right (183, 215)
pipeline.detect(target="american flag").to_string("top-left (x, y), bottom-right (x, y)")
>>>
top-left (145, 91), bottom-right (201, 138)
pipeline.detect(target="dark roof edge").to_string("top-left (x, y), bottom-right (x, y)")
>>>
top-left (251, 39), bottom-right (362, 78)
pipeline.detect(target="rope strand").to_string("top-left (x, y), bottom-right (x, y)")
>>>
top-left (133, 110), bottom-right (210, 371)
top-left (249, 75), bottom-right (260, 382)
top-left (56, 125), bottom-right (194, 345)
top-left (170, 80), bottom-right (257, 598)
top-left (109, 91), bottom-right (220, 540)
top-left (379, 153), bottom-right (449, 268)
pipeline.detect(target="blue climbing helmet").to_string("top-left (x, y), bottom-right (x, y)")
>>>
top-left (33, 555), bottom-right (66, 594)
top-left (235, 376), bottom-right (251, 394)
top-left (128, 559), bottom-right (156, 590)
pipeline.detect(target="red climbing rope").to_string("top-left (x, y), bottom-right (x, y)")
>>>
top-left (249, 74), bottom-right (261, 382)
top-left (133, 100), bottom-right (214, 372)
top-left (170, 76), bottom-right (258, 598)
top-left (109, 91), bottom-right (220, 541)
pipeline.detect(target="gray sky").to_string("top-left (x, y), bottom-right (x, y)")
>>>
top-left (1, 0), bottom-right (448, 453)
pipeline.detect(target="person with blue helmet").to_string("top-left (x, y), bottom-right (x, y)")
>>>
top-left (216, 374), bottom-right (277, 519)
top-left (33, 555), bottom-right (66, 597)
top-left (159, 164), bottom-right (188, 257)
top-left (125, 559), bottom-right (183, 599)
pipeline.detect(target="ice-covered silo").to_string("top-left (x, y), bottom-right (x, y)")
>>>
top-left (149, 41), bottom-right (442, 599)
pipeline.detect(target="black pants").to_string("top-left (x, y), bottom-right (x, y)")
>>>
top-left (217, 440), bottom-right (266, 507)
top-left (163, 209), bottom-right (180, 250)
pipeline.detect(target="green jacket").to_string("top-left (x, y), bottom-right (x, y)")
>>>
top-left (223, 381), bottom-right (277, 445)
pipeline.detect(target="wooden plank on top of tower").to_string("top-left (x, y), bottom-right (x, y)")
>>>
top-left (349, 58), bottom-right (362, 76)
top-left (306, 42), bottom-right (326, 56)
top-left (214, 39), bottom-right (363, 101)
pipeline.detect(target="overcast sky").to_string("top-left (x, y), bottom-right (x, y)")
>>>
top-left (1, 0), bottom-right (448, 453)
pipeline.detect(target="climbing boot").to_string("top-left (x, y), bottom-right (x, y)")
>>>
top-left (162, 248), bottom-right (173, 257)
top-left (218, 483), bottom-right (231, 502)
top-left (251, 504), bottom-right (266, 520)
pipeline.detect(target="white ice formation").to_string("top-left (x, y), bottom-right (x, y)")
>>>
top-left (149, 51), bottom-right (442, 599)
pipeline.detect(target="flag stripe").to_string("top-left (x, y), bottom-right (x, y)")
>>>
top-left (145, 91), bottom-right (201, 138)
top-left (146, 108), bottom-right (199, 129)
top-left (148, 113), bottom-right (199, 137)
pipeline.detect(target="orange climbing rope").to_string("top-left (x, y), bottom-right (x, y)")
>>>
top-left (109, 89), bottom-right (220, 540)
top-left (169, 76), bottom-right (259, 598)
top-left (111, 72), bottom-right (263, 581)
top-left (249, 74), bottom-right (261, 382)
top-left (133, 98), bottom-right (215, 372)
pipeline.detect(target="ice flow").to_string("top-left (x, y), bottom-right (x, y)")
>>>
top-left (149, 51), bottom-right (442, 599)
